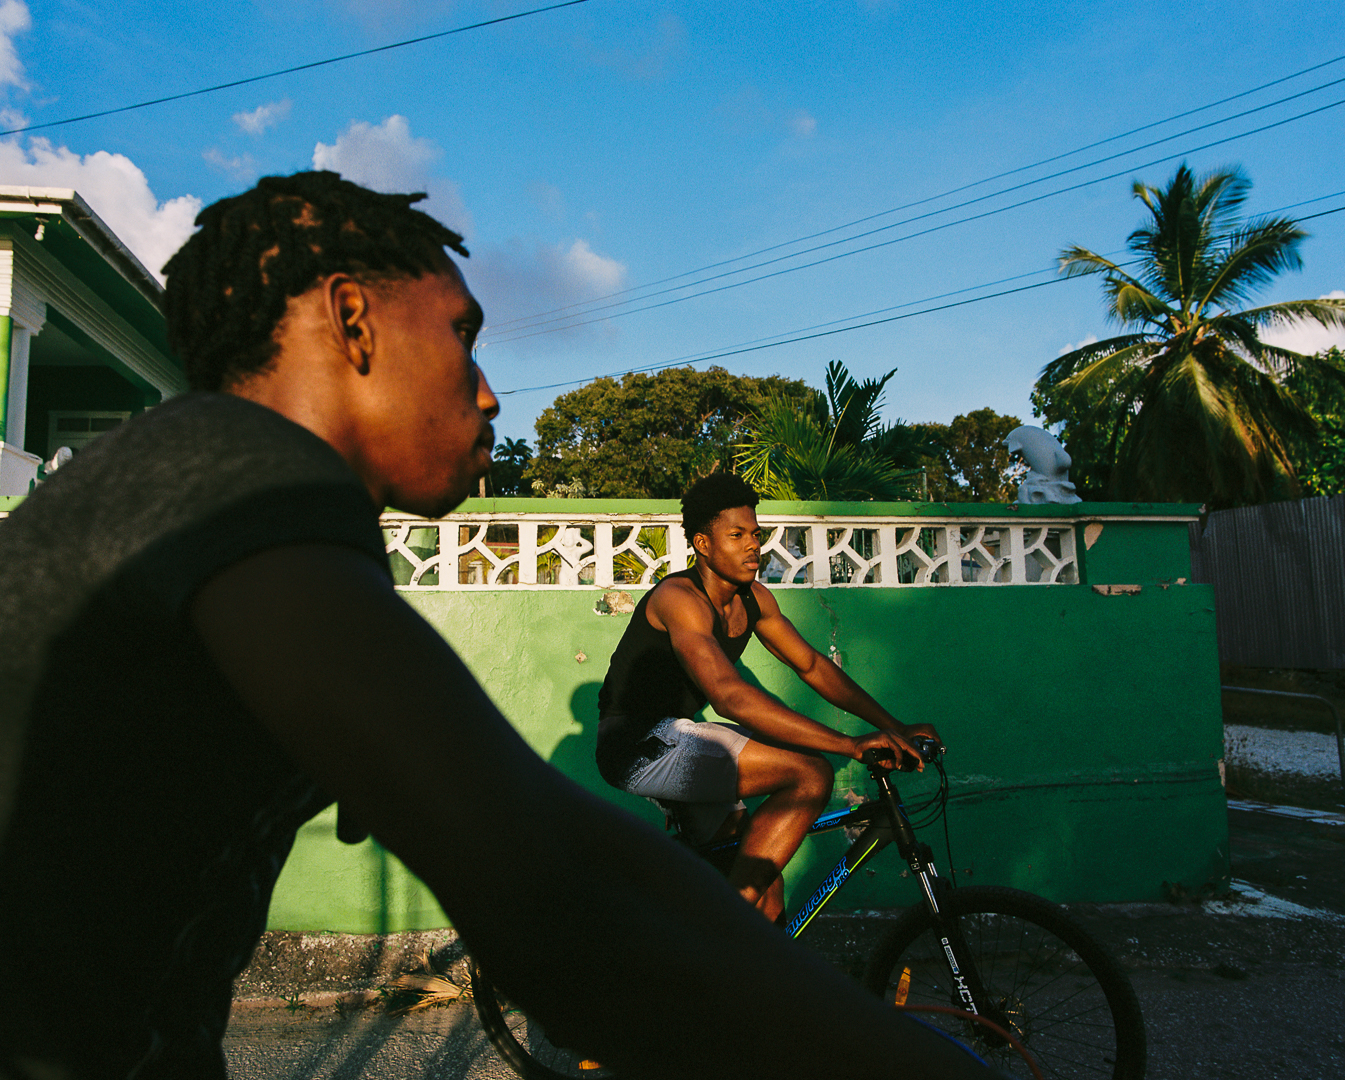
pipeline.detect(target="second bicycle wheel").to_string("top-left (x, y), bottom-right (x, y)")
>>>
top-left (470, 958), bottom-right (616, 1080)
top-left (863, 885), bottom-right (1146, 1080)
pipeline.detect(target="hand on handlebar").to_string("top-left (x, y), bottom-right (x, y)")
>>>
top-left (853, 725), bottom-right (944, 772)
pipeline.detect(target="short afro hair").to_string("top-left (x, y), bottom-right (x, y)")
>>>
top-left (682, 473), bottom-right (760, 540)
top-left (162, 170), bottom-right (470, 392)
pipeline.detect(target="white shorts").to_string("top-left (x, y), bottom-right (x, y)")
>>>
top-left (620, 717), bottom-right (750, 844)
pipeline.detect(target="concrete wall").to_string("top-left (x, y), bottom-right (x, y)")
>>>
top-left (266, 503), bottom-right (1227, 931)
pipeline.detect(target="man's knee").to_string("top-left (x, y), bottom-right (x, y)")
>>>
top-left (796, 755), bottom-right (833, 802)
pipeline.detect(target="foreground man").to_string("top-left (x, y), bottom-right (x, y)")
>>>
top-left (598, 474), bottom-right (942, 922)
top-left (0, 172), bottom-right (996, 1079)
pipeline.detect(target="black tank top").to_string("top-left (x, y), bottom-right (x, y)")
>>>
top-left (596, 567), bottom-right (761, 757)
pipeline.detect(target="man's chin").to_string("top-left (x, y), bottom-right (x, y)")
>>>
top-left (386, 482), bottom-right (475, 519)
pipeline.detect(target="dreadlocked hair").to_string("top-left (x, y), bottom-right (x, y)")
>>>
top-left (162, 170), bottom-right (470, 392)
top-left (682, 472), bottom-right (760, 540)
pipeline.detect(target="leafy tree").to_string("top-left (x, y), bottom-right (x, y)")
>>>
top-left (487, 436), bottom-right (533, 497)
top-left (526, 366), bottom-right (813, 498)
top-left (735, 361), bottom-right (934, 501)
top-left (1036, 163), bottom-right (1345, 507)
top-left (913, 408), bottom-right (1025, 502)
top-left (1283, 346), bottom-right (1345, 497)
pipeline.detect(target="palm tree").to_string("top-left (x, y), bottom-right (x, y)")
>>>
top-left (1037, 163), bottom-right (1345, 507)
top-left (734, 362), bottom-right (926, 501)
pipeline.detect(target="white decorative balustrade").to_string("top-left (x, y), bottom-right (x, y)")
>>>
top-left (381, 512), bottom-right (1080, 590)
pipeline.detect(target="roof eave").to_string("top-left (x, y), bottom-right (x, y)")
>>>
top-left (0, 186), bottom-right (167, 313)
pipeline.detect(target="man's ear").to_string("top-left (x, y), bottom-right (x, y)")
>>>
top-left (328, 276), bottom-right (374, 375)
top-left (692, 531), bottom-right (710, 559)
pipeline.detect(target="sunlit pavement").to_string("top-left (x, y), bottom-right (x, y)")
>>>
top-left (226, 799), bottom-right (1345, 1079)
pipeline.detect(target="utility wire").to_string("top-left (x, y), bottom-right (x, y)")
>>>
top-left (494, 200), bottom-right (1345, 397)
top-left (0, 0), bottom-right (592, 138)
top-left (483, 52), bottom-right (1345, 333)
top-left (498, 275), bottom-right (1072, 397)
top-left (485, 94), bottom-right (1345, 345)
top-left (486, 77), bottom-right (1345, 340)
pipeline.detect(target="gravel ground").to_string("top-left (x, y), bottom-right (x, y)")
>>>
top-left (1224, 723), bottom-right (1342, 779)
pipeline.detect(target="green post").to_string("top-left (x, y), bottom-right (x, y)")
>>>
top-left (0, 315), bottom-right (11, 443)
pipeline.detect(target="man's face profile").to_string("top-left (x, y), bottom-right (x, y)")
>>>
top-left (695, 505), bottom-right (762, 586)
top-left (359, 264), bottom-right (499, 517)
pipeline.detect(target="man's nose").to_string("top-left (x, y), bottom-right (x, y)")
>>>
top-left (475, 364), bottom-right (500, 421)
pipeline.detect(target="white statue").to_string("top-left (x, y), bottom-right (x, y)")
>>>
top-left (1004, 426), bottom-right (1081, 504)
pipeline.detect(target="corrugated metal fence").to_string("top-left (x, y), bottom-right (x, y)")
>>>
top-left (1189, 495), bottom-right (1345, 670)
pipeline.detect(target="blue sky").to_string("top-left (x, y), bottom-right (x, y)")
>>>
top-left (2, 0), bottom-right (1342, 446)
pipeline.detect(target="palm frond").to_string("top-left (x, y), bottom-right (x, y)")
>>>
top-left (1109, 280), bottom-right (1173, 327)
top-left (733, 397), bottom-right (826, 497)
top-left (1237, 297), bottom-right (1345, 331)
top-left (1057, 245), bottom-right (1141, 285)
top-left (1196, 217), bottom-right (1307, 312)
top-left (825, 360), bottom-right (895, 448)
top-left (1039, 335), bottom-right (1153, 387)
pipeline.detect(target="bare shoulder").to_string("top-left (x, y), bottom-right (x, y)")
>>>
top-left (646, 575), bottom-right (713, 633)
top-left (749, 579), bottom-right (783, 617)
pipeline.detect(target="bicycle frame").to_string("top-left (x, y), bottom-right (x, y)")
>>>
top-left (692, 760), bottom-right (1002, 1024)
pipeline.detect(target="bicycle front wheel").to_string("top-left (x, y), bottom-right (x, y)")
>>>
top-left (864, 886), bottom-right (1145, 1080)
top-left (470, 958), bottom-right (616, 1080)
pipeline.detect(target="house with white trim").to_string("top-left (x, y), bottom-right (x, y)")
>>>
top-left (0, 186), bottom-right (182, 495)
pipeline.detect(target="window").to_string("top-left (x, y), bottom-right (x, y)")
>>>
top-left (47, 411), bottom-right (131, 454)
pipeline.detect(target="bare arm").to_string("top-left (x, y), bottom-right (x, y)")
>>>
top-left (653, 579), bottom-right (859, 756)
top-left (192, 545), bottom-right (990, 1080)
top-left (752, 583), bottom-right (943, 764)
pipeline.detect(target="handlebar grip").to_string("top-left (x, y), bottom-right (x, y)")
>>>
top-left (909, 735), bottom-right (946, 762)
top-left (861, 748), bottom-right (896, 766)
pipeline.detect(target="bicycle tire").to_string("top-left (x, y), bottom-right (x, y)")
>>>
top-left (863, 886), bottom-right (1146, 1080)
top-left (470, 958), bottom-right (616, 1080)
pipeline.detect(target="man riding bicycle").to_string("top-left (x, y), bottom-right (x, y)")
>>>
top-left (597, 473), bottom-right (942, 923)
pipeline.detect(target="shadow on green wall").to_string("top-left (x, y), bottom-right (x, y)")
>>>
top-left (548, 680), bottom-right (605, 791)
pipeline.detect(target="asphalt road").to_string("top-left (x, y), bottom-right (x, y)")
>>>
top-left (225, 800), bottom-right (1345, 1079)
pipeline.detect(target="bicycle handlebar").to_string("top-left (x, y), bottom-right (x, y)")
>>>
top-left (861, 736), bottom-right (945, 772)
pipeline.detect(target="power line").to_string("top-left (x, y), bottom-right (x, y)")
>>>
top-left (497, 275), bottom-right (1073, 397)
top-left (483, 52), bottom-right (1345, 334)
top-left (494, 200), bottom-right (1345, 398)
top-left (0, 0), bottom-right (592, 138)
top-left (484, 94), bottom-right (1345, 345)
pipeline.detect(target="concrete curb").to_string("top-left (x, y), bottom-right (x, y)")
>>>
top-left (233, 929), bottom-right (465, 1003)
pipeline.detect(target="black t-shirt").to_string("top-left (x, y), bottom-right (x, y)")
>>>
top-left (595, 567), bottom-right (761, 773)
top-left (0, 393), bottom-right (389, 1079)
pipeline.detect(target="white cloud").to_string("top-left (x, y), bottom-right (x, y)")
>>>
top-left (790, 110), bottom-right (817, 138)
top-left (468, 238), bottom-right (627, 352)
top-left (233, 99), bottom-right (291, 136)
top-left (312, 115), bottom-right (471, 237)
top-left (1058, 334), bottom-right (1098, 356)
top-left (313, 116), bottom-right (624, 352)
top-left (202, 147), bottom-right (256, 180)
top-left (1259, 291), bottom-right (1345, 356)
top-left (0, 1), bottom-right (30, 90)
top-left (0, 137), bottom-right (199, 280)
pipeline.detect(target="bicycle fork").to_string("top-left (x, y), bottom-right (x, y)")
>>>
top-left (874, 771), bottom-right (1007, 1034)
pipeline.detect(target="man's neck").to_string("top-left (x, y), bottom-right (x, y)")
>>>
top-left (694, 560), bottom-right (747, 609)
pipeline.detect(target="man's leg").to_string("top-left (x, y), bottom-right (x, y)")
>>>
top-left (730, 740), bottom-right (833, 922)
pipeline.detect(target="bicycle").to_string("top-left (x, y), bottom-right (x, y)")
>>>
top-left (471, 740), bottom-right (1146, 1080)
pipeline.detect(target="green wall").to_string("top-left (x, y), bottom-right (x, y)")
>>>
top-left (267, 505), bottom-right (1226, 931)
